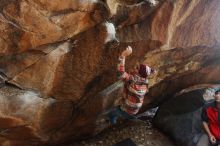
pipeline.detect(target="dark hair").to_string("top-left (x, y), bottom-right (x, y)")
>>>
top-left (215, 89), bottom-right (220, 94)
top-left (138, 64), bottom-right (147, 78)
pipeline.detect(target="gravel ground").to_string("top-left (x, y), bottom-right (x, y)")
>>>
top-left (68, 119), bottom-right (175, 146)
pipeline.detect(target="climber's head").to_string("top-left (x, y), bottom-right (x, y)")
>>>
top-left (138, 64), bottom-right (151, 78)
top-left (214, 89), bottom-right (220, 102)
top-left (131, 63), bottom-right (156, 78)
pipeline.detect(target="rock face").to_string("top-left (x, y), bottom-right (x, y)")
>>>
top-left (154, 84), bottom-right (220, 146)
top-left (0, 0), bottom-right (220, 145)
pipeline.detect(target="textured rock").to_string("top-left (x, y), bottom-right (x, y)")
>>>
top-left (0, 0), bottom-right (220, 145)
top-left (142, 45), bottom-right (220, 109)
top-left (154, 84), bottom-right (220, 146)
top-left (141, 0), bottom-right (220, 109)
top-left (0, 0), bottom-right (109, 54)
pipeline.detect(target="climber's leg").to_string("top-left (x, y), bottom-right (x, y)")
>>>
top-left (118, 107), bottom-right (135, 120)
top-left (107, 106), bottom-right (121, 124)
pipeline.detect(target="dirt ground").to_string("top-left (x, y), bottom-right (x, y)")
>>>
top-left (68, 119), bottom-right (175, 146)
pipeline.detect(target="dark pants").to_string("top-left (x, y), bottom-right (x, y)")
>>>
top-left (197, 134), bottom-right (220, 146)
top-left (107, 106), bottom-right (135, 124)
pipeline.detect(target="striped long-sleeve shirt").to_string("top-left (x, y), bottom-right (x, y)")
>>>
top-left (117, 56), bottom-right (151, 115)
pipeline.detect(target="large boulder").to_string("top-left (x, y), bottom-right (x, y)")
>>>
top-left (154, 84), bottom-right (220, 146)
top-left (0, 0), bottom-right (220, 145)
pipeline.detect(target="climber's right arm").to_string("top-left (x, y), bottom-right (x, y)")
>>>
top-left (117, 46), bottom-right (132, 81)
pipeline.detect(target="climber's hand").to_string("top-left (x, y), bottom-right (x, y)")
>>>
top-left (209, 135), bottom-right (216, 144)
top-left (121, 46), bottom-right (132, 57)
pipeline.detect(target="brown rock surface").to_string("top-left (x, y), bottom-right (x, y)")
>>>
top-left (0, 0), bottom-right (220, 145)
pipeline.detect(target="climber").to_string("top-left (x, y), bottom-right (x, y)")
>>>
top-left (107, 46), bottom-right (157, 124)
top-left (198, 89), bottom-right (220, 146)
